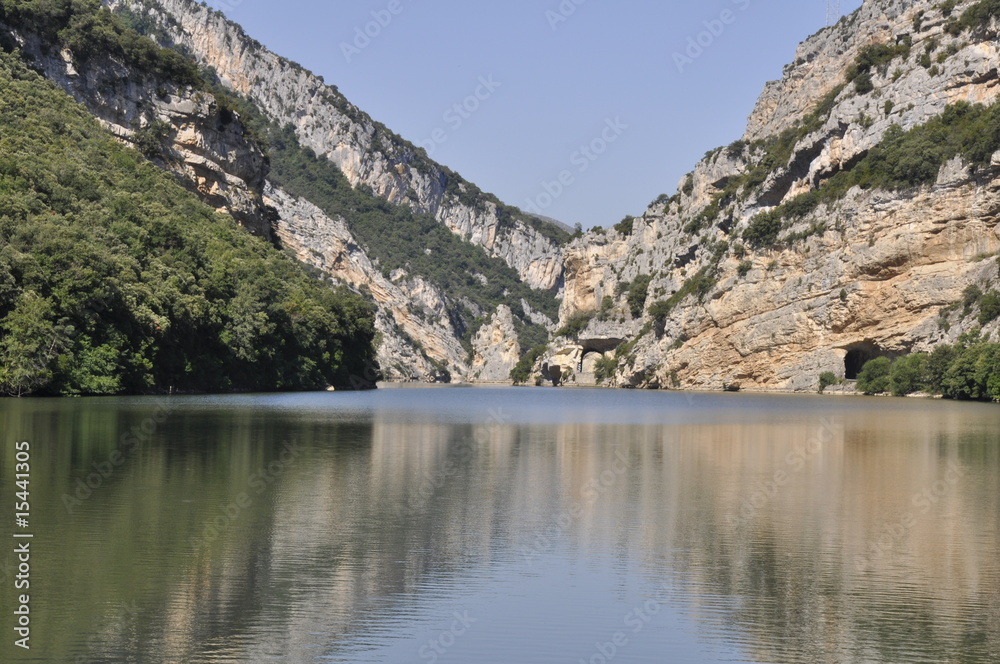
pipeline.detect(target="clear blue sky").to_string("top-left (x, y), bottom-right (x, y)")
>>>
top-left (205, 0), bottom-right (864, 229)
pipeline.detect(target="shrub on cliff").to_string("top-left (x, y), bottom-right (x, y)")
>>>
top-left (845, 42), bottom-right (911, 94)
top-left (0, 51), bottom-right (377, 395)
top-left (818, 371), bottom-right (840, 393)
top-left (614, 215), bottom-right (635, 236)
top-left (743, 210), bottom-right (782, 247)
top-left (947, 0), bottom-right (1000, 35)
top-left (554, 312), bottom-right (594, 339)
top-left (626, 274), bottom-right (652, 318)
top-left (593, 355), bottom-right (617, 385)
top-left (0, 0), bottom-right (202, 86)
top-left (510, 344), bottom-right (546, 385)
top-left (978, 290), bottom-right (1000, 325)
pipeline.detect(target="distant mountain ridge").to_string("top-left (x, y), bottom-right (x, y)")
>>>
top-left (6, 0), bottom-right (1000, 394)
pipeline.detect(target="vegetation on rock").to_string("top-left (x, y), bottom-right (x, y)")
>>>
top-left (854, 338), bottom-right (1000, 401)
top-left (817, 371), bottom-right (840, 393)
top-left (509, 344), bottom-right (546, 385)
top-left (745, 99), bottom-right (1000, 247)
top-left (0, 0), bottom-right (202, 85)
top-left (0, 50), bottom-right (377, 396)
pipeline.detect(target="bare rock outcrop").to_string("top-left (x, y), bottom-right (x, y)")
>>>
top-left (468, 305), bottom-right (521, 383)
top-left (106, 0), bottom-right (566, 291)
top-left (558, 0), bottom-right (1000, 392)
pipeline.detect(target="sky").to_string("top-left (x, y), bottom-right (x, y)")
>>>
top-left (205, 0), bottom-right (865, 229)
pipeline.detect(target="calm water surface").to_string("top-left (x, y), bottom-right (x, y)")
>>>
top-left (1, 387), bottom-right (998, 663)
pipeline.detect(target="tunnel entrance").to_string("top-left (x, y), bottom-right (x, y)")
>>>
top-left (843, 342), bottom-right (889, 380)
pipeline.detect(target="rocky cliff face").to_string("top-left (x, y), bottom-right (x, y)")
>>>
top-left (468, 305), bottom-right (521, 383)
top-left (265, 184), bottom-right (468, 382)
top-left (551, 0), bottom-right (1000, 391)
top-left (19, 0), bottom-right (997, 392)
top-left (3, 9), bottom-right (485, 383)
top-left (105, 0), bottom-right (565, 292)
top-left (1, 20), bottom-right (274, 238)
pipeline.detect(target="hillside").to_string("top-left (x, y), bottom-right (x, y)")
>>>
top-left (5, 0), bottom-right (1000, 395)
top-left (0, 0), bottom-right (565, 383)
top-left (0, 47), bottom-right (377, 395)
top-left (100, 0), bottom-right (565, 382)
top-left (538, 0), bottom-right (1000, 397)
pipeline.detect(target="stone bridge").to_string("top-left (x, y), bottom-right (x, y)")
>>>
top-left (542, 337), bottom-right (624, 386)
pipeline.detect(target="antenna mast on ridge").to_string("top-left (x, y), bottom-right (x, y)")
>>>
top-left (827, 0), bottom-right (841, 26)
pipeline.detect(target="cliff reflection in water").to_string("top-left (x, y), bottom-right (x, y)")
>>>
top-left (1, 390), bottom-right (997, 663)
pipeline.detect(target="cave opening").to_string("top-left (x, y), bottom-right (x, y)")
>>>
top-left (844, 342), bottom-right (888, 380)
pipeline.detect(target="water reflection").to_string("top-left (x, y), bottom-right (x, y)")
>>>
top-left (0, 389), bottom-right (998, 663)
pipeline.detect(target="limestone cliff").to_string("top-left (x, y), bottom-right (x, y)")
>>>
top-left (16, 0), bottom-right (1000, 391)
top-left (265, 184), bottom-right (467, 382)
top-left (2, 8), bottom-right (485, 382)
top-left (0, 18), bottom-right (273, 238)
top-left (105, 0), bottom-right (566, 292)
top-left (468, 305), bottom-right (521, 383)
top-left (553, 0), bottom-right (1000, 391)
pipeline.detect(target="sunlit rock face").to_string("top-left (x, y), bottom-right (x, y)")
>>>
top-left (2, 20), bottom-right (273, 238)
top-left (85, 0), bottom-right (1000, 389)
top-left (555, 0), bottom-right (1000, 391)
top-left (106, 0), bottom-right (565, 292)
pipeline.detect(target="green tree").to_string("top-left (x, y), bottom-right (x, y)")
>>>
top-left (925, 344), bottom-right (958, 395)
top-left (889, 353), bottom-right (928, 396)
top-left (857, 356), bottom-right (892, 395)
top-left (0, 291), bottom-right (69, 396)
top-left (626, 274), bottom-right (652, 318)
top-left (818, 371), bottom-right (839, 393)
top-left (0, 50), bottom-right (378, 395)
top-left (943, 345), bottom-right (987, 400)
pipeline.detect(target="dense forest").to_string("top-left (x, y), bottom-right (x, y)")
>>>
top-left (106, 0), bottom-right (560, 356)
top-left (0, 48), bottom-right (378, 395)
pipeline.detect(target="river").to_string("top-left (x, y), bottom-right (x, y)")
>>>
top-left (1, 387), bottom-right (998, 663)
